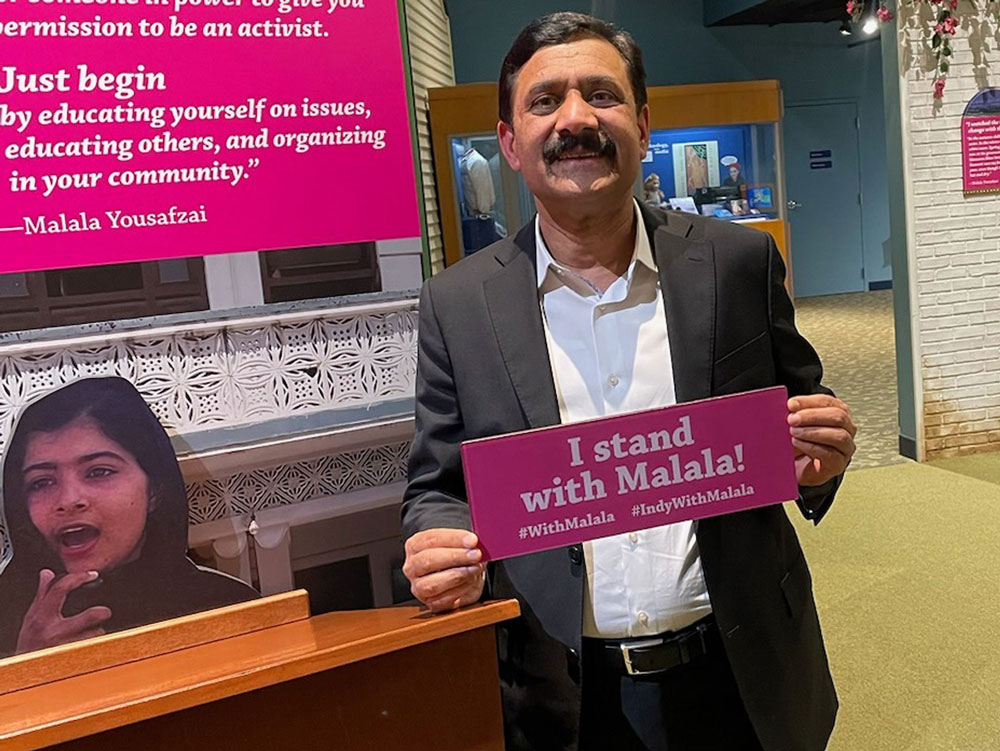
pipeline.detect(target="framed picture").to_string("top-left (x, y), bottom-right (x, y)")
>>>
top-left (672, 141), bottom-right (720, 197)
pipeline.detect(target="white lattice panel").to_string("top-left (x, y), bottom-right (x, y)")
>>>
top-left (0, 300), bottom-right (419, 559)
top-left (0, 303), bottom-right (418, 454)
top-left (185, 442), bottom-right (410, 524)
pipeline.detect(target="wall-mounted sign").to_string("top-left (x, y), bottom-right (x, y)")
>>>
top-left (962, 88), bottom-right (1000, 194)
top-left (810, 161), bottom-right (833, 170)
top-left (0, 0), bottom-right (421, 274)
top-left (809, 149), bottom-right (832, 159)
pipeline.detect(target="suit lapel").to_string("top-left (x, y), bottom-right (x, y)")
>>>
top-left (483, 223), bottom-right (561, 429)
top-left (646, 209), bottom-right (717, 403)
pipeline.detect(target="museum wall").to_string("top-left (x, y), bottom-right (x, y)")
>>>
top-left (894, 1), bottom-right (1000, 458)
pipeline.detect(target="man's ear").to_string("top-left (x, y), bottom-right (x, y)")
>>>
top-left (637, 103), bottom-right (651, 154)
top-left (497, 119), bottom-right (521, 172)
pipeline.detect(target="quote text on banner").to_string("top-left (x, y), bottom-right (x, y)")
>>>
top-left (0, 0), bottom-right (420, 273)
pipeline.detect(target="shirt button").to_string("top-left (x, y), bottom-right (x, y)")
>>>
top-left (629, 532), bottom-right (639, 544)
top-left (608, 375), bottom-right (619, 388)
top-left (637, 611), bottom-right (649, 625)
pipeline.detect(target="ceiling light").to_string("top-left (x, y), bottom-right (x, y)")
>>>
top-left (862, 15), bottom-right (878, 35)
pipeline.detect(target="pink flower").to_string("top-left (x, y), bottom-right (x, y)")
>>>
top-left (949, 0), bottom-right (958, 7)
top-left (877, 5), bottom-right (894, 22)
top-left (846, 0), bottom-right (856, 14)
top-left (933, 77), bottom-right (946, 99)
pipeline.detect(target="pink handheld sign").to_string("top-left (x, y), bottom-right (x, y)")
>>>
top-left (462, 386), bottom-right (799, 561)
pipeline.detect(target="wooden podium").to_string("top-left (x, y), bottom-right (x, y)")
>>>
top-left (0, 592), bottom-right (519, 751)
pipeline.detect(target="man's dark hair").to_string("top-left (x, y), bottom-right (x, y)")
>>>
top-left (498, 12), bottom-right (647, 125)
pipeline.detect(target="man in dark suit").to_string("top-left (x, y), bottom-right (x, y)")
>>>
top-left (401, 12), bottom-right (856, 751)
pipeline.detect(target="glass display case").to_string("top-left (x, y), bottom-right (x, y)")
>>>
top-left (452, 135), bottom-right (504, 253)
top-left (446, 132), bottom-right (535, 257)
top-left (428, 84), bottom-right (536, 265)
top-left (430, 80), bottom-right (789, 284)
top-left (640, 123), bottom-right (781, 223)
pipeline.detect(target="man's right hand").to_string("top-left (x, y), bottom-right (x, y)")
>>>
top-left (402, 529), bottom-right (485, 613)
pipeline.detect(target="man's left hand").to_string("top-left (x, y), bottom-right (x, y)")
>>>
top-left (787, 394), bottom-right (856, 486)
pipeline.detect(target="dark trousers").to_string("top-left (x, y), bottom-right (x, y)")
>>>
top-left (579, 623), bottom-right (764, 751)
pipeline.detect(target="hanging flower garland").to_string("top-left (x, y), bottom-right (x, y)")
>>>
top-left (847, 0), bottom-right (1000, 99)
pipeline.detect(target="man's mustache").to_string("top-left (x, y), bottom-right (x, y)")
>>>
top-left (543, 130), bottom-right (617, 164)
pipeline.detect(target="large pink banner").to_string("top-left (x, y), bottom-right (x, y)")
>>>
top-left (462, 387), bottom-right (799, 561)
top-left (0, 0), bottom-right (420, 273)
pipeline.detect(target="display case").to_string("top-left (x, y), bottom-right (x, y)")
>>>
top-left (641, 123), bottom-right (779, 221)
top-left (429, 80), bottom-right (790, 289)
top-left (643, 80), bottom-right (789, 283)
top-left (428, 84), bottom-right (536, 263)
top-left (449, 134), bottom-right (510, 254)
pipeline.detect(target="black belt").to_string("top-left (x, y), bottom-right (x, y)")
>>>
top-left (584, 616), bottom-right (720, 676)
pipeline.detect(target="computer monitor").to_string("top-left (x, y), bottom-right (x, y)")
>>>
top-left (747, 187), bottom-right (774, 210)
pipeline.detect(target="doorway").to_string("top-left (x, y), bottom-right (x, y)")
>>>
top-left (784, 101), bottom-right (866, 297)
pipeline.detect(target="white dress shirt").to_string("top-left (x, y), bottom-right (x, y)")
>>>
top-left (536, 200), bottom-right (712, 639)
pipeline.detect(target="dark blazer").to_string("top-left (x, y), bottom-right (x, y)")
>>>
top-left (402, 205), bottom-right (840, 751)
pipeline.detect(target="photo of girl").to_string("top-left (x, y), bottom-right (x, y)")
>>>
top-left (0, 377), bottom-right (259, 657)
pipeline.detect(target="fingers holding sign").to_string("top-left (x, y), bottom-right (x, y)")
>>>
top-left (403, 529), bottom-right (486, 613)
top-left (787, 394), bottom-right (857, 487)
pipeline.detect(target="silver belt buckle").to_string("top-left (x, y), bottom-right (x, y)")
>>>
top-left (619, 637), bottom-right (665, 676)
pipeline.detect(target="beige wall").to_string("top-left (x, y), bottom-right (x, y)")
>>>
top-left (404, 0), bottom-right (456, 274)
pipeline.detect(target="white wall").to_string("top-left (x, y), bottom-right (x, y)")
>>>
top-left (897, 1), bottom-right (1000, 458)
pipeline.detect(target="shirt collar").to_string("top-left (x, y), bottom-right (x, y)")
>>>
top-left (535, 199), bottom-right (656, 291)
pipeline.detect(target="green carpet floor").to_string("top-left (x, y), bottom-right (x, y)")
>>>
top-left (794, 291), bottom-right (903, 470)
top-left (928, 453), bottom-right (1000, 488)
top-left (789, 460), bottom-right (1000, 750)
